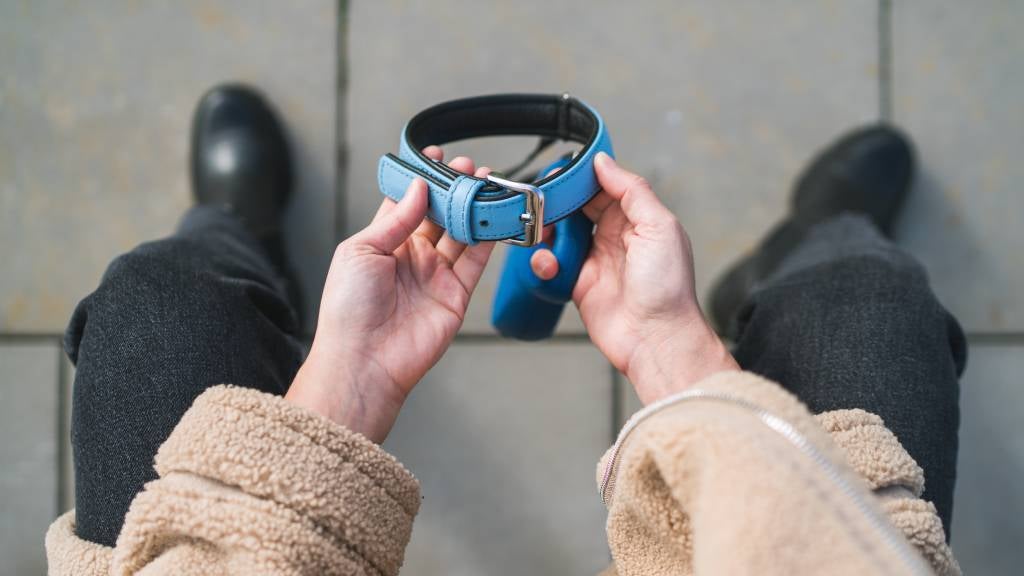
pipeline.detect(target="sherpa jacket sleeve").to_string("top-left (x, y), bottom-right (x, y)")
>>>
top-left (45, 385), bottom-right (421, 576)
top-left (597, 371), bottom-right (960, 576)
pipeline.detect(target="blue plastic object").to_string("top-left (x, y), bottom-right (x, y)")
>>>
top-left (492, 157), bottom-right (595, 340)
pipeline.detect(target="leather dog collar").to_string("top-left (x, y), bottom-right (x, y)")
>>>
top-left (377, 93), bottom-right (614, 246)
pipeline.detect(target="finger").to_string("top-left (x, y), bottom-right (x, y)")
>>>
top-left (448, 155), bottom-right (475, 176)
top-left (356, 178), bottom-right (429, 253)
top-left (434, 164), bottom-right (493, 260)
top-left (375, 147), bottom-right (446, 229)
top-left (422, 145), bottom-right (444, 161)
top-left (413, 217), bottom-right (445, 244)
top-left (581, 189), bottom-right (615, 222)
top-left (593, 152), bottom-right (671, 226)
top-left (530, 249), bottom-right (559, 280)
top-left (436, 232), bottom-right (468, 263)
top-left (411, 151), bottom-right (475, 242)
top-left (452, 241), bottom-right (496, 293)
top-left (371, 197), bottom-right (398, 224)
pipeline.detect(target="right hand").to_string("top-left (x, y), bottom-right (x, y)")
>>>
top-left (530, 152), bottom-right (738, 404)
top-left (287, 150), bottom-right (495, 442)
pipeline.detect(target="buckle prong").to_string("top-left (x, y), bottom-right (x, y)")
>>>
top-left (486, 173), bottom-right (545, 247)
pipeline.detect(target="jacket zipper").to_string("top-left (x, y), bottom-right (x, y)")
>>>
top-left (599, 388), bottom-right (931, 576)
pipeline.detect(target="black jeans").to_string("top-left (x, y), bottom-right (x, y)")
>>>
top-left (66, 209), bottom-right (964, 547)
top-left (733, 214), bottom-right (966, 533)
top-left (65, 206), bottom-right (306, 547)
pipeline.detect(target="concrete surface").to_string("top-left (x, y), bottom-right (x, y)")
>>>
top-left (0, 341), bottom-right (60, 576)
top-left (892, 0), bottom-right (1024, 332)
top-left (951, 343), bottom-right (1024, 575)
top-left (384, 342), bottom-right (612, 575)
top-left (0, 0), bottom-right (337, 335)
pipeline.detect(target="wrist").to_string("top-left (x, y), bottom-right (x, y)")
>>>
top-left (625, 314), bottom-right (739, 405)
top-left (285, 343), bottom-right (407, 443)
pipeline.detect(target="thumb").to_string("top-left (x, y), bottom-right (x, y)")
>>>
top-left (356, 179), bottom-right (429, 253)
top-left (529, 248), bottom-right (559, 280)
top-left (593, 152), bottom-right (670, 226)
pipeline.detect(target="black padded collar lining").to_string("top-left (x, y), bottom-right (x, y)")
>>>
top-left (405, 93), bottom-right (599, 150)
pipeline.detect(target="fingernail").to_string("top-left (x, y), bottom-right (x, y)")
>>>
top-left (595, 151), bottom-right (615, 168)
top-left (406, 178), bottom-right (425, 199)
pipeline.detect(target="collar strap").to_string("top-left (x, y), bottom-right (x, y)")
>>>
top-left (377, 93), bottom-right (613, 246)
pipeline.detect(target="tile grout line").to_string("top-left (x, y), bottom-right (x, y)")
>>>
top-left (965, 333), bottom-right (1024, 346)
top-left (8, 331), bottom-right (1024, 344)
top-left (55, 336), bottom-right (68, 515)
top-left (453, 332), bottom-right (594, 344)
top-left (456, 332), bottom-right (1024, 344)
top-left (0, 333), bottom-right (69, 342)
top-left (299, 0), bottom-right (349, 342)
top-left (610, 364), bottom-right (623, 443)
top-left (878, 0), bottom-right (893, 121)
top-left (334, 0), bottom-right (350, 246)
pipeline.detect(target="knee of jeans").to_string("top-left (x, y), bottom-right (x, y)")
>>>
top-left (66, 240), bottom-right (188, 361)
top-left (741, 251), bottom-right (943, 336)
top-left (97, 239), bottom-right (219, 310)
top-left (67, 241), bottom-right (223, 418)
top-left (73, 237), bottom-right (298, 371)
top-left (785, 248), bottom-right (934, 307)
top-left (837, 252), bottom-right (934, 305)
top-left (70, 239), bottom-right (235, 355)
top-left (803, 255), bottom-right (959, 355)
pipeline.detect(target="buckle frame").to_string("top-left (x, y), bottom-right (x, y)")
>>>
top-left (486, 173), bottom-right (545, 247)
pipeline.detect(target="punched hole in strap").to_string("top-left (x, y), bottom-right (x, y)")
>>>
top-left (445, 175), bottom-right (487, 245)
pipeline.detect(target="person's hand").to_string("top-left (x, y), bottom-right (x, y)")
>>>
top-left (286, 149), bottom-right (495, 442)
top-left (531, 152), bottom-right (738, 404)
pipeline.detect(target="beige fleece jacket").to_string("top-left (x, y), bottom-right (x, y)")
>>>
top-left (46, 372), bottom-right (958, 575)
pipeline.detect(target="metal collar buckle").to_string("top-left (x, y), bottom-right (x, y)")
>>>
top-left (485, 173), bottom-right (545, 247)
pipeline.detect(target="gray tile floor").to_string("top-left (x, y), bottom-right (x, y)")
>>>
top-left (0, 340), bottom-right (60, 576)
top-left (891, 0), bottom-right (1024, 332)
top-left (384, 342), bottom-right (613, 575)
top-left (951, 344), bottom-right (1024, 574)
top-left (1, 1), bottom-right (1021, 574)
top-left (0, 0), bottom-right (337, 334)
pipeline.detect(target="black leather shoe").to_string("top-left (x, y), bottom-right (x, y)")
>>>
top-left (708, 125), bottom-right (915, 338)
top-left (191, 84), bottom-right (292, 239)
top-left (791, 125), bottom-right (914, 235)
top-left (190, 84), bottom-right (304, 322)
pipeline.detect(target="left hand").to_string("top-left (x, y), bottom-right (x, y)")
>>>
top-left (286, 149), bottom-right (495, 442)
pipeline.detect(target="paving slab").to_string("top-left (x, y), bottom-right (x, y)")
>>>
top-left (0, 0), bottom-right (336, 334)
top-left (891, 0), bottom-right (1024, 332)
top-left (0, 341), bottom-right (60, 575)
top-left (951, 343), bottom-right (1024, 574)
top-left (383, 341), bottom-right (613, 575)
top-left (346, 0), bottom-right (879, 334)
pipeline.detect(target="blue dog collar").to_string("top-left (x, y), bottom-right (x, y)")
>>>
top-left (378, 93), bottom-right (614, 246)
